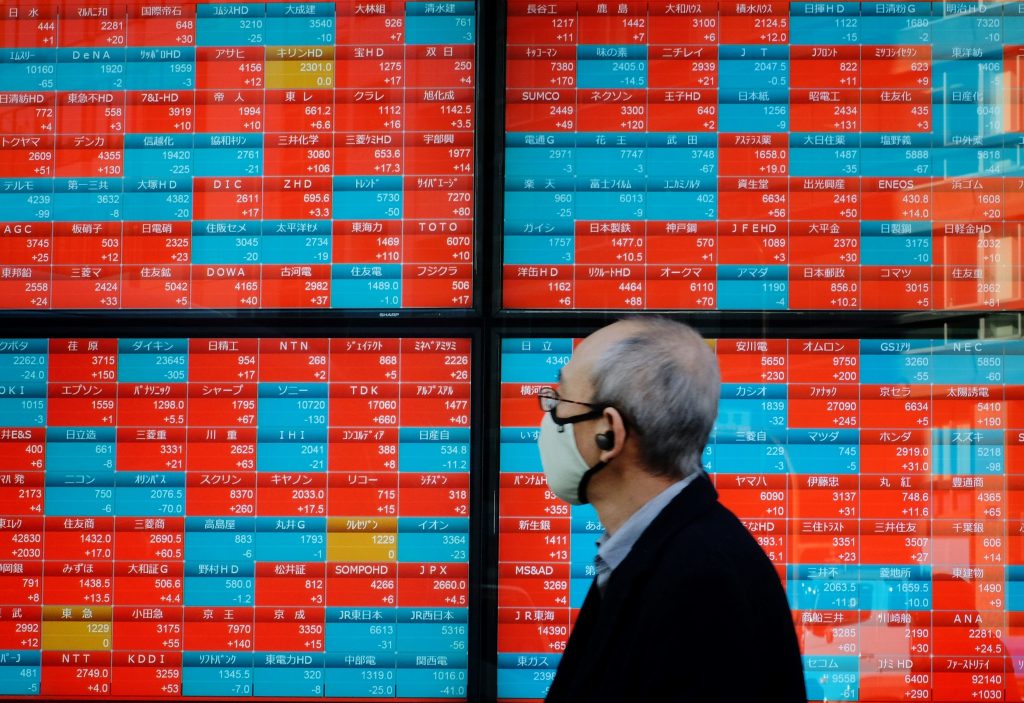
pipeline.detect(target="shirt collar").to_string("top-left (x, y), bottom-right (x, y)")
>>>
top-left (596, 470), bottom-right (702, 575)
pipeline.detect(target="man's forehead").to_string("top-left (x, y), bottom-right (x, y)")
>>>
top-left (557, 359), bottom-right (578, 388)
top-left (558, 351), bottom-right (588, 393)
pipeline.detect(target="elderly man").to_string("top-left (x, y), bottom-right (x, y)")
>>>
top-left (537, 318), bottom-right (806, 702)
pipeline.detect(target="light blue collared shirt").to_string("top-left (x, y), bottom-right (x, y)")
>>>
top-left (593, 471), bottom-right (703, 592)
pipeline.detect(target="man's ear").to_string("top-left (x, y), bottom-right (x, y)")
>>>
top-left (596, 406), bottom-right (628, 460)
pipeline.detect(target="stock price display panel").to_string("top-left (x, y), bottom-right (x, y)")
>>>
top-left (499, 337), bottom-right (1024, 702)
top-left (504, 2), bottom-right (1024, 311)
top-left (0, 337), bottom-right (471, 699)
top-left (0, 1), bottom-right (475, 311)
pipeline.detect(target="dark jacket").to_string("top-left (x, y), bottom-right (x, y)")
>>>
top-left (546, 474), bottom-right (807, 702)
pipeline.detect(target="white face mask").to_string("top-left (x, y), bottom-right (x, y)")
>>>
top-left (538, 411), bottom-right (608, 506)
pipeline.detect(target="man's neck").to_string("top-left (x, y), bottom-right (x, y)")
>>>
top-left (591, 471), bottom-right (680, 536)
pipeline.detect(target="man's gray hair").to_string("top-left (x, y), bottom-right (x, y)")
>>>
top-left (590, 318), bottom-right (720, 479)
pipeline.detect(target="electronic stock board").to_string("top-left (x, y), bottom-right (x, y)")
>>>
top-left (0, 336), bottom-right (472, 698)
top-left (6, 1), bottom-right (1024, 702)
top-left (498, 336), bottom-right (1024, 702)
top-left (0, 1), bottom-right (476, 311)
top-left (503, 2), bottom-right (1024, 312)
top-left (0, 1), bottom-right (480, 699)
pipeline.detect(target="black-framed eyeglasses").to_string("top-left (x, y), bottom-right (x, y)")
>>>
top-left (537, 387), bottom-right (606, 426)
